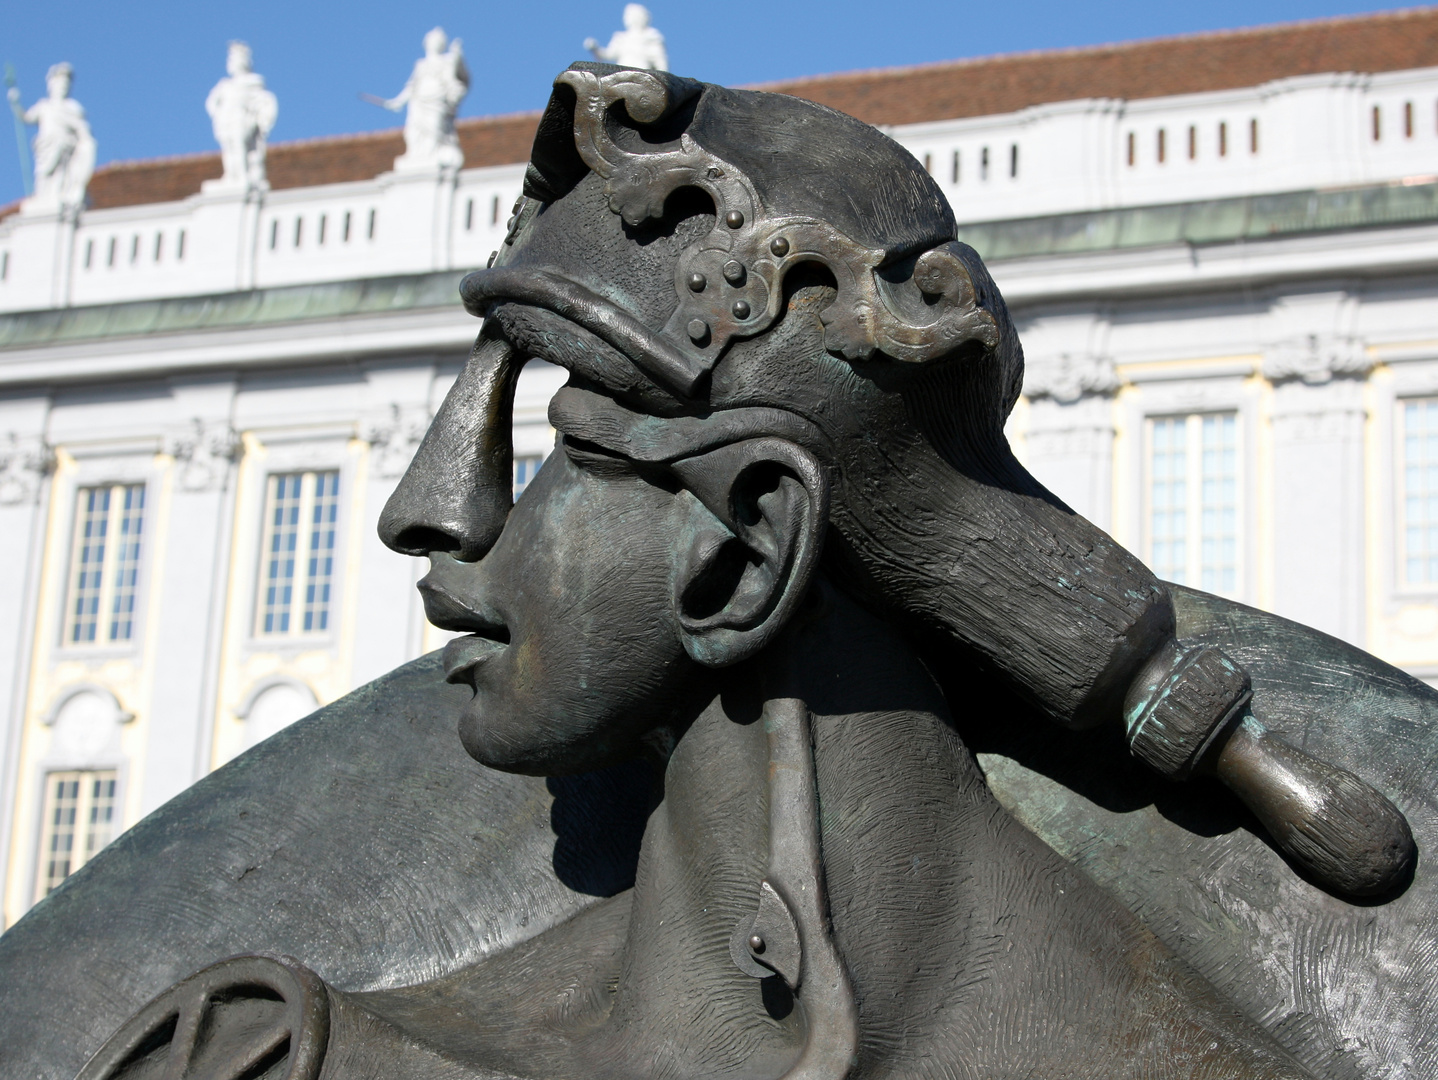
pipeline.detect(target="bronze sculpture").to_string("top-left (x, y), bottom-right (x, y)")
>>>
top-left (3, 65), bottom-right (1435, 1080)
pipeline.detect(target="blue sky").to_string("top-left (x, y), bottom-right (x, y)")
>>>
top-left (0, 1), bottom-right (1424, 206)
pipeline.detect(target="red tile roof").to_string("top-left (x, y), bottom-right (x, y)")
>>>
top-left (760, 6), bottom-right (1438, 126)
top-left (8, 6), bottom-right (1438, 220)
top-left (76, 111), bottom-right (543, 213)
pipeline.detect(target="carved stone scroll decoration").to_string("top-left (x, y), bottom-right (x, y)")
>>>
top-left (552, 67), bottom-right (999, 384)
top-left (1022, 352), bottom-right (1120, 404)
top-left (164, 419), bottom-right (240, 493)
top-left (363, 404), bottom-right (432, 480)
top-left (1262, 334), bottom-right (1371, 385)
top-left (0, 432), bottom-right (54, 506)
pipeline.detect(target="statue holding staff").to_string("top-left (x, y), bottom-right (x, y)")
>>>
top-left (10, 62), bottom-right (95, 215)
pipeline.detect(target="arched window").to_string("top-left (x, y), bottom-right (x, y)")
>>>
top-left (237, 679), bottom-right (319, 751)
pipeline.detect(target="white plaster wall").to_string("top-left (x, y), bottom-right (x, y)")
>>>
top-left (900, 68), bottom-right (1438, 225)
top-left (0, 164), bottom-right (526, 314)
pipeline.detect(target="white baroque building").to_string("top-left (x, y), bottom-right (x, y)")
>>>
top-left (2, 8), bottom-right (1438, 924)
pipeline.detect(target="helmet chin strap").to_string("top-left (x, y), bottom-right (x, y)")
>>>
top-left (730, 694), bottom-right (858, 1080)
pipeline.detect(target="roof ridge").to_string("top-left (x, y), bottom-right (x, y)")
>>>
top-left (93, 147), bottom-right (219, 175)
top-left (455, 108), bottom-right (545, 128)
top-left (747, 5), bottom-right (1438, 91)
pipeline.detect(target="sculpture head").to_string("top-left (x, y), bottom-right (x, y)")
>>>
top-left (45, 62), bottom-right (73, 100)
top-left (623, 3), bottom-right (652, 30)
top-left (382, 64), bottom-right (1163, 774)
top-left (424, 27), bottom-right (449, 56)
top-left (414, 377), bottom-right (829, 774)
top-left (226, 41), bottom-right (253, 78)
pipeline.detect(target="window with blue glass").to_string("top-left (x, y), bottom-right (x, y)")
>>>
top-left (1401, 399), bottom-right (1438, 585)
top-left (35, 769), bottom-right (117, 901)
top-left (256, 470), bottom-right (340, 636)
top-left (1145, 412), bottom-right (1240, 595)
top-left (64, 484), bottom-right (145, 646)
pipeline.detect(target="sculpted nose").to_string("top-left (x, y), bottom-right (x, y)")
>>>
top-left (379, 333), bottom-right (520, 560)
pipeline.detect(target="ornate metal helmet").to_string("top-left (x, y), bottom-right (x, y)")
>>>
top-left (384, 63), bottom-right (1165, 737)
top-left (463, 62), bottom-right (1022, 411)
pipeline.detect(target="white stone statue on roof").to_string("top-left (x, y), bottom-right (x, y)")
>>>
top-left (584, 4), bottom-right (668, 72)
top-left (204, 42), bottom-right (278, 194)
top-left (10, 62), bottom-right (96, 216)
top-left (378, 28), bottom-right (470, 173)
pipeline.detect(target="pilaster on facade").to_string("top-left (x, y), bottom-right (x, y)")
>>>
top-left (1263, 334), bottom-right (1371, 385)
top-left (0, 403), bottom-right (53, 928)
top-left (1262, 287), bottom-right (1369, 385)
top-left (1267, 375), bottom-right (1370, 646)
top-left (362, 402), bottom-right (432, 481)
top-left (1019, 344), bottom-right (1120, 529)
top-left (145, 384), bottom-right (241, 811)
top-left (1022, 395), bottom-right (1118, 531)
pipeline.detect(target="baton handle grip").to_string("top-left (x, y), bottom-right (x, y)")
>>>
top-left (1212, 716), bottom-right (1415, 898)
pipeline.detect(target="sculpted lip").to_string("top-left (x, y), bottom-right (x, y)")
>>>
top-left (419, 561), bottom-right (512, 685)
top-left (443, 634), bottom-right (507, 685)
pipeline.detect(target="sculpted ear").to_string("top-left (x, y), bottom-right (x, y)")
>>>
top-left (668, 438), bottom-right (830, 667)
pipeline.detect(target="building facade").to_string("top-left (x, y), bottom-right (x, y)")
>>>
top-left (3, 9), bottom-right (1438, 925)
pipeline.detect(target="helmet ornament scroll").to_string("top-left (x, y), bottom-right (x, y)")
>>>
top-left (554, 68), bottom-right (1000, 381)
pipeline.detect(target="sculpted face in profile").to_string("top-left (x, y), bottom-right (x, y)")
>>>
top-left (425, 418), bottom-right (722, 776)
top-left (63, 64), bottom-right (1431, 1080)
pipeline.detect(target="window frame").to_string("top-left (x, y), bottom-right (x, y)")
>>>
top-left (1395, 395), bottom-right (1438, 594)
top-left (1114, 372), bottom-right (1256, 607)
top-left (26, 681), bottom-right (132, 911)
top-left (240, 433), bottom-right (355, 651)
top-left (252, 467), bottom-right (344, 640)
top-left (1316, 353), bottom-right (1438, 692)
top-left (1141, 409), bottom-right (1244, 597)
top-left (60, 481), bottom-right (148, 649)
top-left (512, 454), bottom-right (546, 499)
top-left (1369, 358), bottom-right (1438, 663)
top-left (31, 767), bottom-right (120, 903)
top-left (47, 452), bottom-right (158, 659)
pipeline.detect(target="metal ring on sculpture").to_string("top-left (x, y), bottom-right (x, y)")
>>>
top-left (74, 954), bottom-right (329, 1080)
